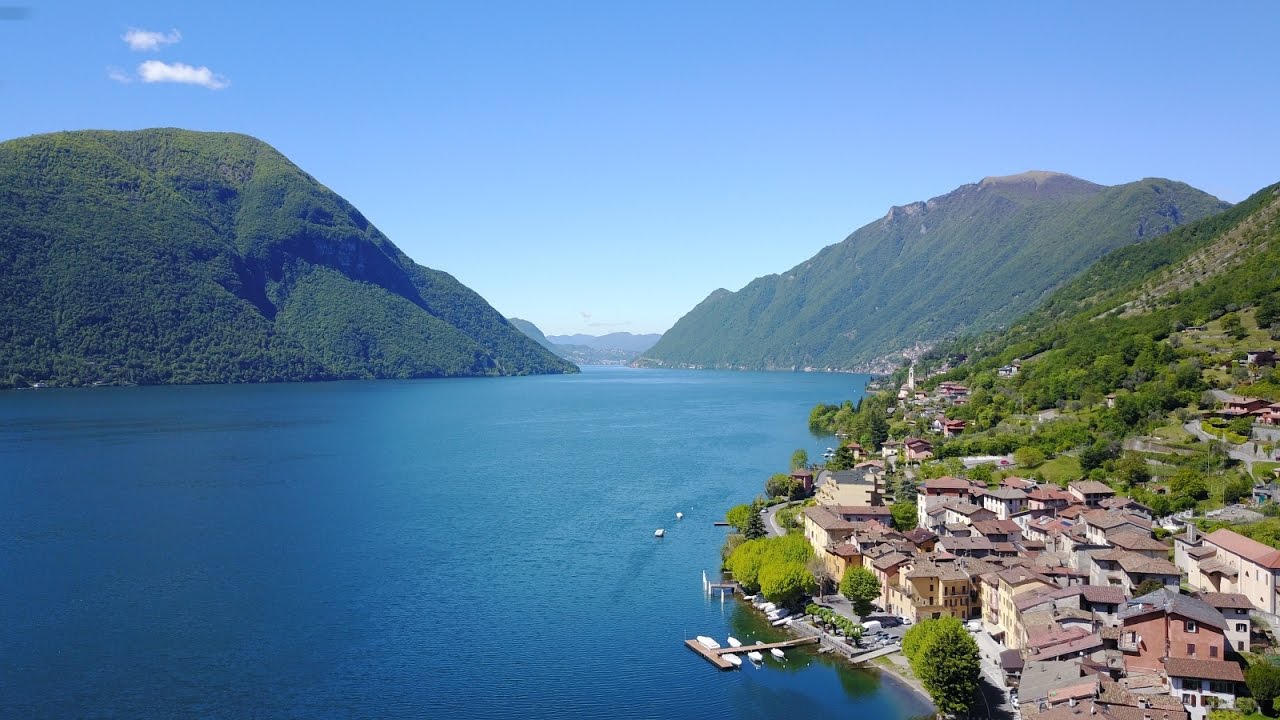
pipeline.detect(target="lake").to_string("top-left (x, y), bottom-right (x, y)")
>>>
top-left (0, 366), bottom-right (933, 719)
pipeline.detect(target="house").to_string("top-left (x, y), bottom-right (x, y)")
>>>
top-left (1177, 526), bottom-right (1280, 613)
top-left (936, 535), bottom-right (994, 558)
top-left (998, 364), bottom-right (1020, 378)
top-left (1068, 480), bottom-right (1117, 508)
top-left (1119, 588), bottom-right (1229, 673)
top-left (1080, 510), bottom-right (1152, 545)
top-left (1164, 657), bottom-right (1245, 720)
top-left (866, 550), bottom-right (912, 611)
top-left (790, 468), bottom-right (814, 495)
top-left (1194, 591), bottom-right (1253, 653)
top-left (813, 465), bottom-right (885, 507)
top-left (902, 527), bottom-right (938, 552)
top-left (1106, 530), bottom-right (1170, 559)
top-left (904, 437), bottom-right (934, 463)
top-left (1246, 349), bottom-right (1277, 367)
top-left (887, 557), bottom-right (978, 622)
top-left (992, 566), bottom-right (1058, 647)
top-left (1027, 486), bottom-right (1076, 512)
top-left (1215, 395), bottom-right (1270, 418)
top-left (983, 488), bottom-right (1029, 520)
top-left (973, 519), bottom-right (1023, 543)
top-left (880, 439), bottom-right (902, 459)
top-left (942, 419), bottom-right (967, 437)
top-left (802, 506), bottom-right (859, 566)
top-left (916, 476), bottom-right (979, 527)
top-left (1090, 549), bottom-right (1181, 594)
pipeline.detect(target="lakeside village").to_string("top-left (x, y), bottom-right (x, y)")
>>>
top-left (710, 361), bottom-right (1280, 720)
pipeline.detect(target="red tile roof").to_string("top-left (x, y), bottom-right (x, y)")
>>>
top-left (1204, 528), bottom-right (1280, 569)
top-left (1163, 657), bottom-right (1245, 682)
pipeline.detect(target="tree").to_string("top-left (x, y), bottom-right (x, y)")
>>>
top-left (1246, 661), bottom-right (1280, 719)
top-left (902, 617), bottom-right (979, 717)
top-left (890, 501), bottom-right (918, 532)
top-left (840, 566), bottom-right (882, 617)
top-left (765, 473), bottom-right (798, 499)
top-left (790, 448), bottom-right (809, 470)
top-left (1080, 440), bottom-right (1117, 473)
top-left (759, 561), bottom-right (816, 607)
top-left (1170, 467), bottom-right (1210, 501)
top-left (726, 504), bottom-right (753, 532)
top-left (968, 464), bottom-right (993, 486)
top-left (1115, 452), bottom-right (1151, 486)
top-left (1133, 578), bottom-right (1166, 597)
top-left (1013, 446), bottom-right (1046, 468)
top-left (744, 505), bottom-right (767, 540)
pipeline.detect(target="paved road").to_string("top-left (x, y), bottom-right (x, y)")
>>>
top-left (973, 628), bottom-right (1017, 720)
top-left (763, 500), bottom-right (798, 537)
top-left (1183, 420), bottom-right (1271, 474)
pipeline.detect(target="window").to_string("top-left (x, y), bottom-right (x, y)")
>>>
top-left (1211, 681), bottom-right (1235, 694)
top-left (1186, 620), bottom-right (1197, 633)
top-left (1210, 646), bottom-right (1218, 658)
top-left (1238, 623), bottom-right (1248, 632)
top-left (1187, 643), bottom-right (1196, 656)
top-left (1240, 641), bottom-right (1246, 651)
top-left (1182, 694), bottom-right (1197, 706)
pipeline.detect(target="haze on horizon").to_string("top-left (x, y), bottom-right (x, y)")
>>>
top-left (2, 2), bottom-right (1277, 336)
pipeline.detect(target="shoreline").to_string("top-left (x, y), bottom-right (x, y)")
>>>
top-left (788, 617), bottom-right (936, 711)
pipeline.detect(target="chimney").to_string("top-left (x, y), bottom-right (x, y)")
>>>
top-left (1070, 697), bottom-right (1077, 707)
top-left (1187, 523), bottom-right (1197, 543)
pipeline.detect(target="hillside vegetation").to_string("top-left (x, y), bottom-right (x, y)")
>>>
top-left (0, 129), bottom-right (577, 387)
top-left (640, 172), bottom-right (1227, 371)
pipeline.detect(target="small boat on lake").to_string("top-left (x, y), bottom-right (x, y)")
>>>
top-left (771, 648), bottom-right (785, 659)
top-left (747, 650), bottom-right (764, 663)
top-left (727, 636), bottom-right (742, 648)
top-left (654, 528), bottom-right (665, 538)
top-left (676, 511), bottom-right (683, 520)
top-left (696, 636), bottom-right (721, 650)
top-left (724, 653), bottom-right (742, 668)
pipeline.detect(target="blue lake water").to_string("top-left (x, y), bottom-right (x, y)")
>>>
top-left (0, 366), bottom-right (933, 719)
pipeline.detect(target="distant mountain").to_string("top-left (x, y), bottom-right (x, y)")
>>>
top-left (509, 319), bottom-right (659, 365)
top-left (640, 172), bottom-right (1229, 372)
top-left (508, 318), bottom-right (560, 352)
top-left (546, 332), bottom-right (661, 353)
top-left (0, 129), bottom-right (577, 388)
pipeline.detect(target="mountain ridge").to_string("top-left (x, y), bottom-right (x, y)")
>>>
top-left (640, 172), bottom-right (1229, 372)
top-left (0, 128), bottom-right (577, 387)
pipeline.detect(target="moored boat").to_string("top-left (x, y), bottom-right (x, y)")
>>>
top-left (747, 650), bottom-right (764, 663)
top-left (771, 648), bottom-right (785, 659)
top-left (654, 528), bottom-right (664, 538)
top-left (727, 636), bottom-right (742, 648)
top-left (696, 635), bottom-right (721, 650)
top-left (724, 653), bottom-right (742, 668)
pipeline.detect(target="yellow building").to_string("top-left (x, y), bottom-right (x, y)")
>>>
top-left (813, 465), bottom-right (885, 507)
top-left (887, 558), bottom-right (977, 623)
top-left (990, 566), bottom-right (1057, 649)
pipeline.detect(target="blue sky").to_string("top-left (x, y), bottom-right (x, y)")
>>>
top-left (2, 2), bottom-right (1278, 335)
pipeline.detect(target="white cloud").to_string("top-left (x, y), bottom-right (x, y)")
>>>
top-left (137, 60), bottom-right (229, 90)
top-left (122, 27), bottom-right (181, 51)
top-left (106, 66), bottom-right (133, 84)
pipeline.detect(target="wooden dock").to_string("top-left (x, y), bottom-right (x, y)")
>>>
top-left (684, 636), bottom-right (820, 670)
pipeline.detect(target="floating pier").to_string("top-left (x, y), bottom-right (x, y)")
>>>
top-left (684, 637), bottom-right (819, 670)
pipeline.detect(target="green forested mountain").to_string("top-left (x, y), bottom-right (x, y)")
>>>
top-left (0, 129), bottom-right (577, 387)
top-left (639, 172), bottom-right (1228, 371)
top-left (928, 181), bottom-right (1280, 411)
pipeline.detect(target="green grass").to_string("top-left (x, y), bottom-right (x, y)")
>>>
top-left (1036, 455), bottom-right (1082, 485)
top-left (1253, 461), bottom-right (1280, 482)
top-left (1152, 422), bottom-right (1193, 443)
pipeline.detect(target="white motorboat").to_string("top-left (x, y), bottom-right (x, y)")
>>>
top-left (696, 636), bottom-right (721, 650)
top-left (771, 648), bottom-right (785, 659)
top-left (724, 653), bottom-right (742, 668)
top-left (676, 511), bottom-right (684, 520)
top-left (747, 651), bottom-right (764, 663)
top-left (727, 636), bottom-right (743, 648)
top-left (654, 528), bottom-right (665, 538)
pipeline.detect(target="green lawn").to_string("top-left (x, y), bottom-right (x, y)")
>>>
top-left (1152, 422), bottom-right (1193, 443)
top-left (1036, 455), bottom-right (1082, 485)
